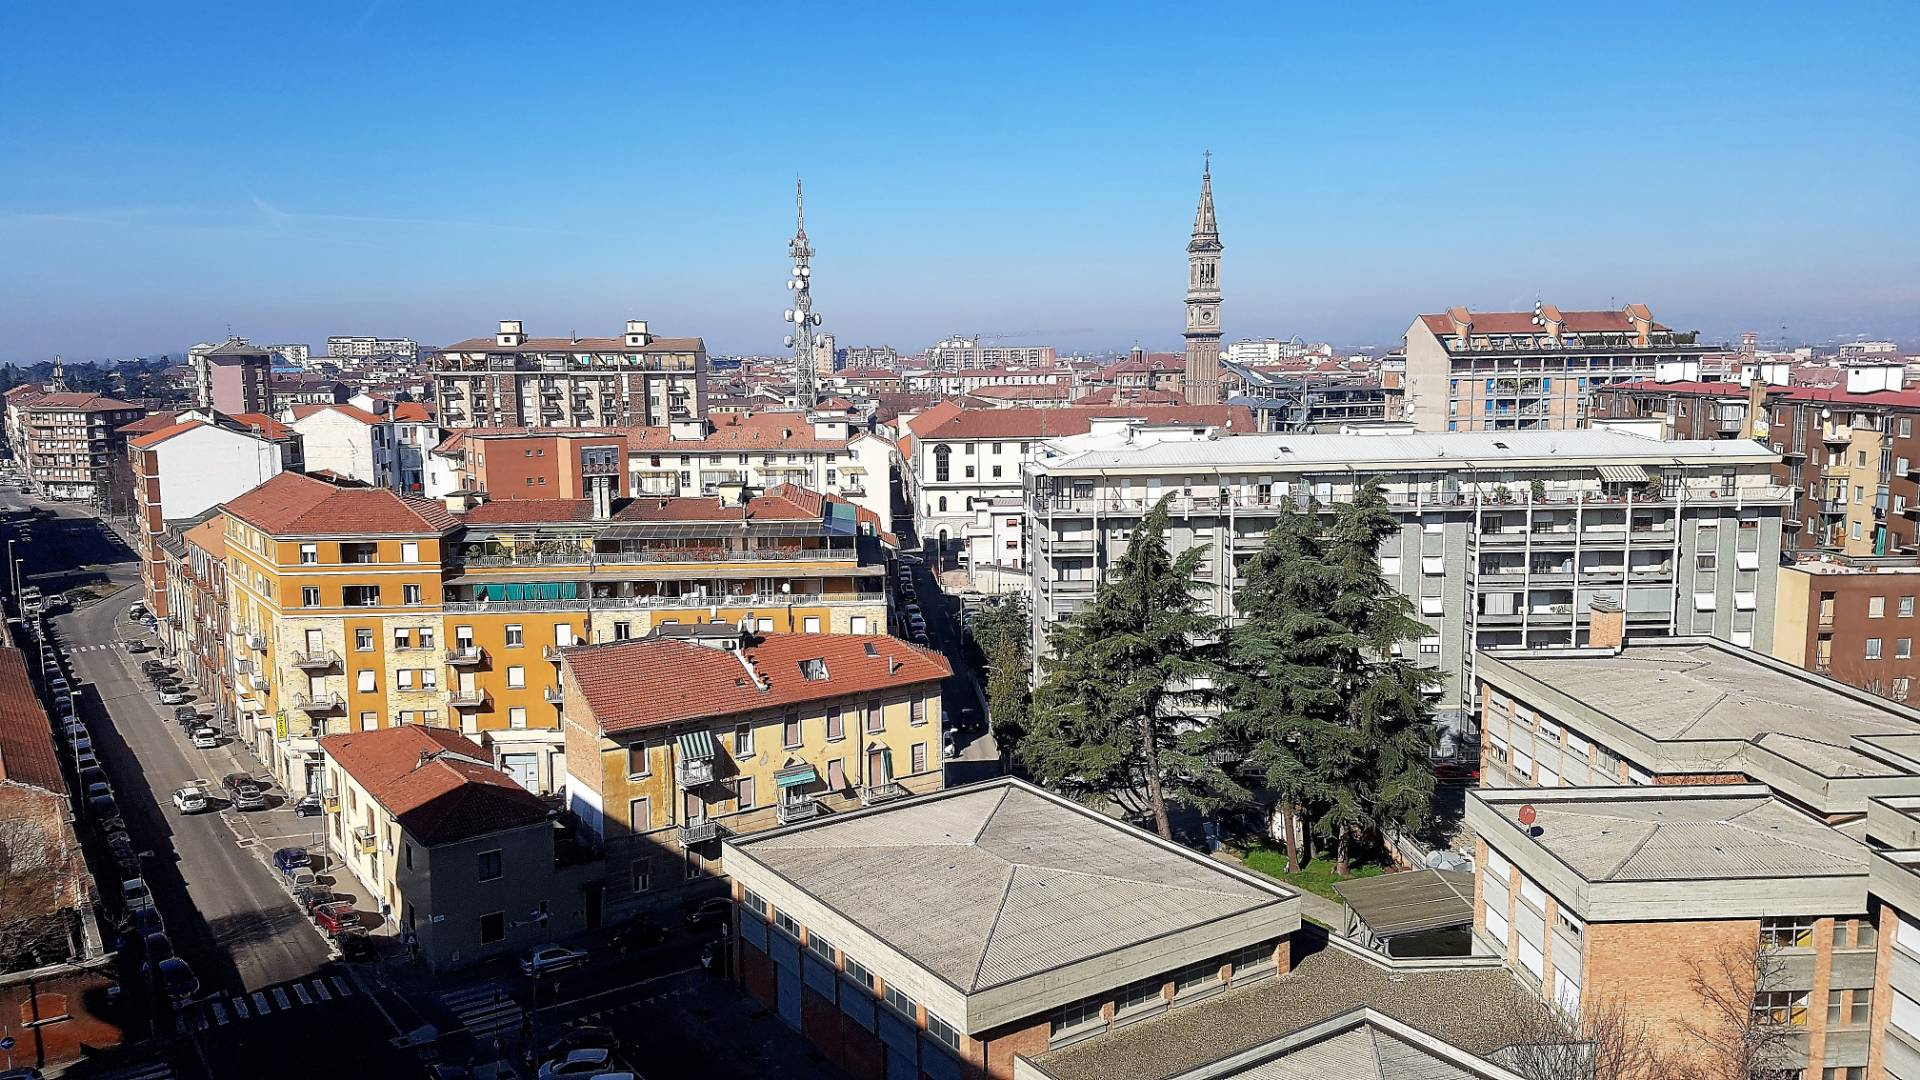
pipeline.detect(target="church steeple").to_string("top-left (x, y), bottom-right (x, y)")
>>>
top-left (1183, 154), bottom-right (1224, 405)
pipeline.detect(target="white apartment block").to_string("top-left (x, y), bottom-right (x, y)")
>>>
top-left (433, 320), bottom-right (708, 429)
top-left (1023, 425), bottom-right (1790, 717)
top-left (286, 404), bottom-right (396, 489)
top-left (627, 411), bottom-right (893, 526)
top-left (327, 335), bottom-right (419, 360)
top-left (924, 337), bottom-right (1058, 370)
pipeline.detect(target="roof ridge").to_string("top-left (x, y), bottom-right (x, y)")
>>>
top-left (968, 861), bottom-right (1023, 991)
top-left (1601, 816), bottom-right (1667, 880)
top-left (1005, 861), bottom-right (1267, 899)
top-left (1667, 688), bottom-right (1729, 738)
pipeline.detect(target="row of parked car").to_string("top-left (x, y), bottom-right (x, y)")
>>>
top-left (896, 557), bottom-right (931, 644)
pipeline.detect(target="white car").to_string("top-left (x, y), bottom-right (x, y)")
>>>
top-left (158, 690), bottom-right (189, 705)
top-left (121, 877), bottom-right (153, 910)
top-left (172, 786), bottom-right (210, 814)
top-left (520, 944), bottom-right (589, 977)
top-left (537, 1049), bottom-right (612, 1079)
top-left (190, 727), bottom-right (220, 749)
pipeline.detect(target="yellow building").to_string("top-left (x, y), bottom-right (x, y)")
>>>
top-left (559, 627), bottom-right (949, 920)
top-left (219, 473), bottom-right (891, 798)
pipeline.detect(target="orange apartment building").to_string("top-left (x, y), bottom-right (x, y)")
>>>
top-left (219, 472), bottom-right (891, 798)
top-left (433, 427), bottom-right (631, 500)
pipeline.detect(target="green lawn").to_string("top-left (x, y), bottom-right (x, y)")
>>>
top-left (1240, 849), bottom-right (1385, 901)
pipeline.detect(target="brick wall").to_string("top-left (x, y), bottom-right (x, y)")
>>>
top-left (981, 1016), bottom-right (1049, 1080)
top-left (1582, 918), bottom-right (1761, 1058)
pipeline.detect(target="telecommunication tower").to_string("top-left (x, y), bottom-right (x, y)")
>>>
top-left (782, 179), bottom-right (823, 406)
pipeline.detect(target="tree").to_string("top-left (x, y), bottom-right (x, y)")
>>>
top-left (1220, 480), bottom-right (1439, 875)
top-left (971, 594), bottom-right (1032, 758)
top-left (1493, 993), bottom-right (1689, 1080)
top-left (1681, 937), bottom-right (1804, 1080)
top-left (1021, 496), bottom-right (1222, 838)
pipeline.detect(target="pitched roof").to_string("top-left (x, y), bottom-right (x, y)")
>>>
top-left (318, 726), bottom-right (550, 846)
top-left (23, 392), bottom-right (139, 412)
top-left (565, 632), bottom-right (950, 734)
top-left (223, 471), bottom-right (458, 536)
top-left (128, 420), bottom-right (207, 449)
top-left (0, 644), bottom-right (63, 795)
top-left (390, 401), bottom-right (434, 423)
top-left (625, 411), bottom-right (847, 451)
top-left (458, 499), bottom-right (601, 525)
top-left (1417, 308), bottom-right (1669, 336)
top-left (118, 410), bottom-right (194, 435)
top-left (182, 516), bottom-right (226, 558)
top-left (290, 403), bottom-right (386, 426)
top-left (226, 411), bottom-right (295, 439)
top-left (918, 405), bottom-right (1253, 441)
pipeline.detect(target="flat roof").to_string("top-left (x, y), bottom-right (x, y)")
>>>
top-left (1481, 640), bottom-right (1920, 747)
top-left (1333, 870), bottom-right (1474, 937)
top-left (727, 779), bottom-right (1295, 994)
top-left (1026, 942), bottom-right (1534, 1080)
top-left (1037, 429), bottom-right (1778, 474)
top-left (1477, 788), bottom-right (1862, 884)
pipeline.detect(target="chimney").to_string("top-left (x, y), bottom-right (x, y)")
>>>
top-left (1587, 596), bottom-right (1625, 652)
top-left (589, 475), bottom-right (612, 521)
top-left (625, 320), bottom-right (651, 348)
top-left (497, 320), bottom-right (525, 348)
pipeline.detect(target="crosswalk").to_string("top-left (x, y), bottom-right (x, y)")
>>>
top-left (440, 982), bottom-right (524, 1039)
top-left (63, 642), bottom-right (123, 654)
top-left (179, 973), bottom-right (354, 1032)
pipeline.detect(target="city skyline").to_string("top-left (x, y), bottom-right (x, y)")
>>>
top-left (2, 3), bottom-right (1915, 362)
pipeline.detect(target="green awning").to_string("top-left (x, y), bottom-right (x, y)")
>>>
top-left (678, 729), bottom-right (716, 760)
top-left (775, 764), bottom-right (818, 789)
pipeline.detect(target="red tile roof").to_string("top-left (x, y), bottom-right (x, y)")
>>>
top-left (1605, 379), bottom-right (1920, 411)
top-left (128, 420), bottom-right (206, 449)
top-left (318, 726), bottom-right (550, 846)
top-left (118, 410), bottom-right (193, 435)
top-left (223, 471), bottom-right (458, 536)
top-left (290, 403), bottom-right (386, 426)
top-left (24, 392), bottom-right (140, 412)
top-left (183, 516), bottom-right (226, 558)
top-left (459, 499), bottom-right (601, 525)
top-left (439, 335), bottom-right (704, 355)
top-left (391, 401), bottom-right (435, 423)
top-left (0, 644), bottom-right (63, 796)
top-left (917, 405), bottom-right (1253, 441)
top-left (626, 411), bottom-right (846, 451)
top-left (227, 412), bottom-right (295, 440)
top-left (1416, 308), bottom-right (1669, 337)
top-left (565, 632), bottom-right (950, 735)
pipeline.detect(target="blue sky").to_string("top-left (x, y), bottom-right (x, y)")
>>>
top-left (2, 2), bottom-right (1915, 361)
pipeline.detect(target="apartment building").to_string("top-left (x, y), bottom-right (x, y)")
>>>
top-left (12, 392), bottom-right (144, 503)
top-left (627, 410), bottom-right (893, 525)
top-left (1469, 784), bottom-right (1877, 1075)
top-left (1774, 556), bottom-right (1920, 699)
top-left (326, 335), bottom-right (418, 360)
top-left (389, 401), bottom-right (436, 494)
top-left (286, 404), bottom-right (395, 489)
top-left (428, 427), bottom-right (630, 500)
top-left (1026, 427), bottom-right (1788, 714)
top-left (1866, 772), bottom-right (1920, 1078)
top-left (162, 518), bottom-right (233, 727)
top-left (723, 778), bottom-right (1301, 1080)
top-left (130, 413), bottom-right (298, 620)
top-left (317, 724), bottom-right (569, 971)
top-left (925, 338), bottom-right (1057, 370)
top-left (434, 320), bottom-right (708, 429)
top-left (903, 405), bottom-right (1253, 552)
top-left (1401, 303), bottom-right (1714, 433)
top-left (219, 472), bottom-right (892, 797)
top-left (900, 369), bottom-right (1071, 398)
top-left (842, 345), bottom-right (898, 370)
top-left (1594, 360), bottom-right (1920, 557)
top-left (190, 338), bottom-right (274, 414)
top-left (270, 373), bottom-right (351, 410)
top-left (559, 629), bottom-right (948, 918)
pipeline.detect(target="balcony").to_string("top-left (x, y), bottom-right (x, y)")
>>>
top-left (860, 782), bottom-right (908, 807)
top-left (292, 649), bottom-right (340, 671)
top-left (543, 686), bottom-right (564, 704)
top-left (352, 826), bottom-right (376, 855)
top-left (1821, 499), bottom-right (1850, 515)
top-left (776, 797), bottom-right (821, 825)
top-left (1824, 428), bottom-right (1853, 445)
top-left (291, 692), bottom-right (344, 714)
top-left (446, 646), bottom-right (485, 667)
top-left (676, 757), bottom-right (716, 788)
top-left (244, 629), bottom-right (267, 652)
top-left (542, 644), bottom-right (567, 662)
top-left (676, 821), bottom-right (721, 847)
top-left (448, 687), bottom-right (488, 709)
top-left (1038, 536), bottom-right (1096, 555)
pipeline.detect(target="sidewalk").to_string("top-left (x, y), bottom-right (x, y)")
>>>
top-left (1210, 848), bottom-right (1346, 927)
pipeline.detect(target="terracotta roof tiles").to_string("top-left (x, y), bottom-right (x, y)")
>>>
top-left (918, 405), bottom-right (1253, 441)
top-left (223, 471), bottom-right (457, 536)
top-left (0, 644), bottom-right (63, 796)
top-left (318, 726), bottom-right (550, 846)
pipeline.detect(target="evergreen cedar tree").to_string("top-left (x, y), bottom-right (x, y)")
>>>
top-left (1021, 483), bottom-right (1437, 868)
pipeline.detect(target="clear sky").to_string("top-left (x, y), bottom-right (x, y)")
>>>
top-left (2, 2), bottom-right (1915, 362)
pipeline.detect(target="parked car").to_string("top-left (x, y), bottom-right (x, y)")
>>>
top-left (190, 727), bottom-right (220, 749)
top-left (156, 957), bottom-right (198, 1003)
top-left (142, 932), bottom-right (174, 967)
top-left (123, 639), bottom-right (151, 653)
top-left (158, 690), bottom-right (189, 705)
top-left (223, 773), bottom-right (267, 810)
top-left (129, 905), bottom-right (164, 937)
top-left (73, 748), bottom-right (100, 772)
top-left (682, 896), bottom-right (732, 932)
top-left (120, 877), bottom-right (153, 910)
top-left (171, 785), bottom-right (211, 814)
top-left (140, 660), bottom-right (167, 674)
top-left (335, 930), bottom-right (378, 962)
top-left (293, 792), bottom-right (324, 816)
top-left (536, 1049), bottom-right (612, 1079)
top-left (541, 1026), bottom-right (617, 1062)
top-left (90, 794), bottom-right (123, 829)
top-left (85, 780), bottom-right (112, 802)
top-left (520, 944), bottom-right (589, 977)
top-left (313, 902), bottom-right (358, 936)
top-left (273, 847), bottom-right (309, 876)
top-left (292, 885), bottom-right (334, 914)
top-left (608, 915), bottom-right (665, 953)
top-left (127, 604), bottom-right (146, 620)
top-left (172, 705), bottom-right (200, 723)
top-left (59, 719), bottom-right (87, 741)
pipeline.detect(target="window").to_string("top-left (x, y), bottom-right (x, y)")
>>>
top-left (1172, 956), bottom-right (1223, 996)
top-left (926, 1011), bottom-right (961, 1051)
top-left (1696, 552), bottom-right (1718, 571)
top-left (783, 712), bottom-right (802, 748)
top-left (1824, 1069), bottom-right (1867, 1080)
top-left (1751, 991), bottom-right (1808, 1027)
top-left (508, 707), bottom-right (526, 729)
top-left (827, 759), bottom-right (846, 789)
top-left (776, 911), bottom-right (800, 939)
top-left (507, 665), bottom-right (525, 688)
top-left (302, 586), bottom-right (321, 607)
top-left (910, 697), bottom-right (926, 726)
top-left (402, 583), bottom-right (422, 605)
top-left (392, 627), bottom-right (411, 650)
top-left (419, 626), bottom-right (435, 649)
top-left (803, 616), bottom-right (821, 633)
top-left (359, 711), bottom-right (377, 731)
top-left (1868, 638), bottom-right (1884, 660)
top-left (627, 744), bottom-right (650, 777)
top-left (477, 849), bottom-right (502, 881)
top-left (1048, 996), bottom-right (1103, 1038)
top-left (912, 743), bottom-right (927, 773)
top-left (398, 670), bottom-right (416, 690)
top-left (505, 624), bottom-right (524, 647)
top-left (1760, 916), bottom-right (1816, 949)
top-left (741, 888), bottom-right (766, 917)
top-left (355, 628), bottom-right (374, 651)
top-left (479, 912), bottom-right (504, 944)
top-left (613, 621), bottom-right (631, 640)
top-left (300, 543), bottom-right (318, 564)
top-left (631, 857), bottom-right (651, 892)
top-left (737, 776), bottom-right (755, 809)
top-left (850, 616), bottom-right (868, 634)
top-left (357, 670), bottom-right (376, 693)
top-left (825, 706), bottom-right (843, 741)
top-left (401, 542), bottom-right (419, 563)
top-left (343, 586), bottom-right (378, 608)
top-left (1847, 988), bottom-right (1873, 1025)
top-left (1901, 639), bottom-right (1913, 660)
top-left (629, 796), bottom-right (651, 831)
top-left (1871, 596), bottom-right (1887, 618)
top-left (1904, 597), bottom-right (1917, 618)
top-left (734, 723), bottom-right (753, 756)
top-left (843, 955), bottom-right (874, 993)
top-left (883, 983), bottom-right (917, 1020)
top-left (805, 931), bottom-right (835, 963)
top-left (933, 444), bottom-right (951, 482)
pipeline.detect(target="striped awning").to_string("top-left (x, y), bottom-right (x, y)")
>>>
top-left (775, 764), bottom-right (818, 789)
top-left (1596, 464), bottom-right (1652, 483)
top-left (677, 729), bottom-right (716, 760)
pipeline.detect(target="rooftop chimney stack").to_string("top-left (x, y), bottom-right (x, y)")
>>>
top-left (497, 320), bottom-right (525, 347)
top-left (625, 320), bottom-right (651, 348)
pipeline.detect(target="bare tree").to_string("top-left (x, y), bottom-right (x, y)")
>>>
top-left (1682, 936), bottom-right (1805, 1080)
top-left (1493, 993), bottom-right (1691, 1080)
top-left (0, 811), bottom-right (84, 971)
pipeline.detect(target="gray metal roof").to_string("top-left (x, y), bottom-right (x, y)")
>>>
top-left (1204, 1024), bottom-right (1492, 1080)
top-left (733, 782), bottom-right (1290, 992)
top-left (1039, 429), bottom-right (1777, 474)
top-left (1487, 641), bottom-right (1920, 746)
top-left (1494, 793), bottom-right (1864, 883)
top-left (1334, 870), bottom-right (1475, 938)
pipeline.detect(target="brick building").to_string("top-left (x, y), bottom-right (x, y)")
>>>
top-left (1773, 557), bottom-right (1920, 701)
top-left (10, 391), bottom-right (143, 504)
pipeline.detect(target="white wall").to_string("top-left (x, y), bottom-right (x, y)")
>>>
top-left (156, 425), bottom-right (288, 521)
top-left (292, 410), bottom-right (392, 488)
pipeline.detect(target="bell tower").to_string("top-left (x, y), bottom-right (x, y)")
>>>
top-left (1184, 154), bottom-right (1223, 405)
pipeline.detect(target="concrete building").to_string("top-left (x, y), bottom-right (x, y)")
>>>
top-left (723, 778), bottom-right (1301, 1080)
top-left (1866, 775), bottom-right (1920, 1078)
top-left (1401, 303), bottom-right (1714, 432)
top-left (129, 413), bottom-right (299, 621)
top-left (925, 338), bottom-right (1058, 371)
top-left (270, 373), bottom-right (352, 410)
top-left (428, 427), bottom-right (629, 501)
top-left (287, 404), bottom-right (396, 489)
top-left (264, 342), bottom-right (310, 366)
top-left (625, 410), bottom-right (892, 526)
top-left (389, 401), bottom-right (437, 494)
top-left (434, 320), bottom-right (708, 429)
top-left (962, 498), bottom-right (1027, 595)
top-left (1773, 555), bottom-right (1920, 700)
top-left (326, 335), bottom-right (418, 361)
top-left (1222, 366), bottom-right (1391, 431)
top-left (842, 345), bottom-right (899, 370)
top-left (11, 391), bottom-right (144, 504)
top-left (1025, 428), bottom-right (1790, 716)
top-left (191, 338), bottom-right (274, 414)
top-left (317, 724), bottom-right (568, 971)
top-left (558, 628), bottom-right (949, 920)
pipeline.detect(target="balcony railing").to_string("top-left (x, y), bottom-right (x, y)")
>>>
top-left (677, 821), bottom-right (721, 847)
top-left (353, 827), bottom-right (376, 854)
top-left (292, 649), bottom-right (340, 671)
top-left (446, 646), bottom-right (485, 667)
top-left (453, 544), bottom-right (858, 568)
top-left (543, 686), bottom-right (563, 704)
top-left (244, 629), bottom-right (267, 652)
top-left (1036, 484), bottom-right (1794, 517)
top-left (542, 644), bottom-right (567, 662)
top-left (290, 692), bottom-right (344, 714)
top-left (441, 591), bottom-right (877, 615)
top-left (860, 782), bottom-right (907, 807)
top-left (776, 798), bottom-right (821, 825)
top-left (676, 757), bottom-right (716, 788)
top-left (448, 687), bottom-right (488, 709)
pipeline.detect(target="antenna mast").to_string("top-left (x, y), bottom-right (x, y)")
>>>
top-left (783, 178), bottom-right (821, 407)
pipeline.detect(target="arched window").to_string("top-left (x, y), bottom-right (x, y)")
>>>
top-left (937, 496), bottom-right (948, 513)
top-left (933, 444), bottom-right (951, 482)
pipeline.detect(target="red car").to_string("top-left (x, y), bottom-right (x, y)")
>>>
top-left (313, 902), bottom-right (359, 936)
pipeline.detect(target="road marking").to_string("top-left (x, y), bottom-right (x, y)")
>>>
top-left (292, 981), bottom-right (312, 1005)
top-left (313, 978), bottom-right (332, 1000)
top-left (252, 990), bottom-right (269, 1013)
top-left (271, 986), bottom-right (291, 1009)
top-left (211, 1000), bottom-right (229, 1025)
top-left (331, 974), bottom-right (353, 996)
top-left (233, 995), bottom-right (250, 1018)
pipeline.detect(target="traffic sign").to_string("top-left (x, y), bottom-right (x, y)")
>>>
top-left (1, 1036), bottom-right (16, 1050)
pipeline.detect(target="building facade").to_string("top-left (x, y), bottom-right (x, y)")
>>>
top-left (192, 338), bottom-right (274, 414)
top-left (326, 335), bottom-right (419, 360)
top-left (924, 338), bottom-right (1057, 371)
top-left (287, 404), bottom-right (396, 489)
top-left (13, 392), bottom-right (144, 504)
top-left (434, 320), bottom-right (708, 429)
top-left (1774, 557), bottom-right (1920, 701)
top-left (1402, 304), bottom-right (1714, 433)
